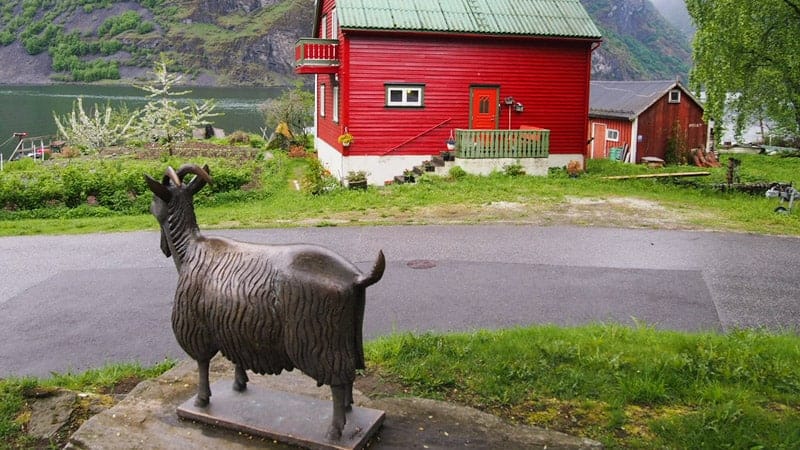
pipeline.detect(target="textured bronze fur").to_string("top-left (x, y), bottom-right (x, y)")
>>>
top-left (145, 164), bottom-right (385, 440)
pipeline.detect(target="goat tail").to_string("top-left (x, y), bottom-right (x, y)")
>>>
top-left (356, 250), bottom-right (385, 288)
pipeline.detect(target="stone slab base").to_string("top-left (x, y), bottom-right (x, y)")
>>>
top-left (177, 380), bottom-right (385, 450)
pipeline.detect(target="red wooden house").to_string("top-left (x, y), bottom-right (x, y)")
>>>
top-left (295, 0), bottom-right (602, 184)
top-left (588, 80), bottom-right (709, 163)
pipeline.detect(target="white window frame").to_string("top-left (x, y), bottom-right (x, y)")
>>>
top-left (606, 129), bottom-right (620, 142)
top-left (320, 14), bottom-right (328, 39)
top-left (319, 83), bottom-right (326, 118)
top-left (332, 85), bottom-right (339, 123)
top-left (330, 8), bottom-right (338, 39)
top-left (385, 84), bottom-right (424, 107)
top-left (668, 89), bottom-right (681, 103)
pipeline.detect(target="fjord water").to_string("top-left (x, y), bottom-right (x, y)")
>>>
top-left (0, 84), bottom-right (285, 158)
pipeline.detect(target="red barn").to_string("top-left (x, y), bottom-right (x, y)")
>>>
top-left (295, 0), bottom-right (602, 184)
top-left (588, 80), bottom-right (709, 163)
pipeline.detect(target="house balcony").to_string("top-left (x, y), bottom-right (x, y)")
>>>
top-left (294, 38), bottom-right (340, 74)
top-left (455, 128), bottom-right (550, 159)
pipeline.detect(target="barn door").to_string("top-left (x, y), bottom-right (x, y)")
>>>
top-left (591, 122), bottom-right (607, 158)
top-left (470, 87), bottom-right (499, 129)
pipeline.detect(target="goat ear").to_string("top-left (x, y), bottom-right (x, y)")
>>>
top-left (145, 174), bottom-right (171, 202)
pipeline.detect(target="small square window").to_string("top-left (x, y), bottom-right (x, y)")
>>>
top-left (668, 89), bottom-right (681, 103)
top-left (606, 129), bottom-right (620, 142)
top-left (385, 84), bottom-right (424, 107)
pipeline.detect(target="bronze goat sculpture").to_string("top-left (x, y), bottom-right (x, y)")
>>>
top-left (145, 164), bottom-right (385, 440)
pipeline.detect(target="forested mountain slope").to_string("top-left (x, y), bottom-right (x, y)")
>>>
top-left (0, 0), bottom-right (692, 86)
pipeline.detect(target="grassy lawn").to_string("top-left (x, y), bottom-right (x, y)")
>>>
top-left (366, 325), bottom-right (800, 449)
top-left (1, 152), bottom-right (799, 236)
top-left (1, 149), bottom-right (799, 448)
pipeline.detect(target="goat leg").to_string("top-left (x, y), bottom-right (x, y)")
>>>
top-left (195, 359), bottom-right (211, 407)
top-left (326, 384), bottom-right (347, 441)
top-left (233, 364), bottom-right (249, 392)
top-left (344, 382), bottom-right (354, 411)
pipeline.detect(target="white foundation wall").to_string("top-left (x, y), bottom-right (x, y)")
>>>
top-left (316, 138), bottom-right (585, 184)
top-left (316, 139), bottom-right (431, 185)
top-left (456, 157), bottom-right (549, 176)
top-left (548, 154), bottom-right (586, 170)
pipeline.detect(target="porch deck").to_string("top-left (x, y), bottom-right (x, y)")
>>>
top-left (455, 128), bottom-right (550, 159)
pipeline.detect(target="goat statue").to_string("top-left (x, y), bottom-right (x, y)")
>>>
top-left (145, 164), bottom-right (385, 440)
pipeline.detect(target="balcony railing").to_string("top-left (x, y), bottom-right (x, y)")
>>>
top-left (455, 128), bottom-right (550, 159)
top-left (294, 38), bottom-right (340, 74)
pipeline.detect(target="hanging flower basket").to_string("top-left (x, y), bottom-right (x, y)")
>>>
top-left (446, 130), bottom-right (456, 151)
top-left (338, 132), bottom-right (354, 147)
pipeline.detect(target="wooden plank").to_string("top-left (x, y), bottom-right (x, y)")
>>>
top-left (603, 171), bottom-right (711, 180)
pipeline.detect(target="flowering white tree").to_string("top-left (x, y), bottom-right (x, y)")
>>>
top-left (129, 55), bottom-right (221, 154)
top-left (53, 97), bottom-right (136, 154)
top-left (53, 56), bottom-right (220, 155)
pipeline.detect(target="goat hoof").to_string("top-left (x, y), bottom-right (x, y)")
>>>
top-left (325, 425), bottom-right (342, 441)
top-left (194, 397), bottom-right (209, 407)
top-left (233, 380), bottom-right (247, 392)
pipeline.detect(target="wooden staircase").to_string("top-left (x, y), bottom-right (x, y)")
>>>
top-left (392, 155), bottom-right (454, 184)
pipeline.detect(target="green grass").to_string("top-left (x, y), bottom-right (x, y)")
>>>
top-left (1, 151), bottom-right (799, 447)
top-left (0, 360), bottom-right (175, 449)
top-left (365, 325), bottom-right (800, 449)
top-left (4, 152), bottom-right (798, 236)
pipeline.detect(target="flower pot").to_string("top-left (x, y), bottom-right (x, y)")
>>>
top-left (446, 143), bottom-right (456, 151)
top-left (348, 179), bottom-right (367, 190)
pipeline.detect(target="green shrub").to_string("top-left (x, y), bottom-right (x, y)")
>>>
top-left (0, 30), bottom-right (14, 46)
top-left (98, 11), bottom-right (142, 37)
top-left (301, 157), bottom-right (339, 195)
top-left (0, 159), bottom-right (259, 218)
top-left (136, 21), bottom-right (155, 34)
top-left (448, 165), bottom-right (467, 180)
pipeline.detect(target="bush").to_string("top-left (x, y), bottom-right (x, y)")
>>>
top-left (448, 165), bottom-right (467, 180)
top-left (98, 11), bottom-right (142, 37)
top-left (301, 157), bottom-right (339, 195)
top-left (0, 159), bottom-right (259, 217)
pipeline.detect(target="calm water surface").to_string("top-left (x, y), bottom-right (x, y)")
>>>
top-left (0, 84), bottom-right (285, 158)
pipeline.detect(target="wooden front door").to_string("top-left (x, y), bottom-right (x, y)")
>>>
top-left (591, 122), bottom-right (607, 159)
top-left (470, 87), bottom-right (499, 129)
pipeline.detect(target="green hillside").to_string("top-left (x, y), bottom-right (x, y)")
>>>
top-left (581, 0), bottom-right (693, 81)
top-left (0, 0), bottom-right (692, 85)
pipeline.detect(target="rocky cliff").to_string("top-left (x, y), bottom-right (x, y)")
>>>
top-left (0, 0), bottom-right (692, 86)
top-left (582, 0), bottom-right (693, 81)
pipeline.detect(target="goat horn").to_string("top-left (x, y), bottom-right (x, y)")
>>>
top-left (165, 166), bottom-right (181, 186)
top-left (176, 164), bottom-right (213, 184)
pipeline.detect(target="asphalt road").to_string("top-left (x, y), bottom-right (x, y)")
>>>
top-left (1, 225), bottom-right (798, 378)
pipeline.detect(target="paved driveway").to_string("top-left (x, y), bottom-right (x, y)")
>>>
top-left (1, 225), bottom-right (798, 378)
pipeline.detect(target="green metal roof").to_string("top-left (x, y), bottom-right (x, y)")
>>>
top-left (336, 0), bottom-right (602, 39)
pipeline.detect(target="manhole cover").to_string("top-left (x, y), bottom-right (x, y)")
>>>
top-left (407, 259), bottom-right (437, 269)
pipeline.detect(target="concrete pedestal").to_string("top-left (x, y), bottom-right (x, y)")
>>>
top-left (177, 380), bottom-right (384, 450)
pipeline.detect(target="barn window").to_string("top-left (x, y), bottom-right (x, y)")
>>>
top-left (668, 89), bottom-right (681, 103)
top-left (330, 9), bottom-right (338, 39)
top-left (320, 14), bottom-right (328, 38)
top-left (319, 84), bottom-right (326, 118)
top-left (606, 129), bottom-right (620, 142)
top-left (385, 84), bottom-right (425, 107)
